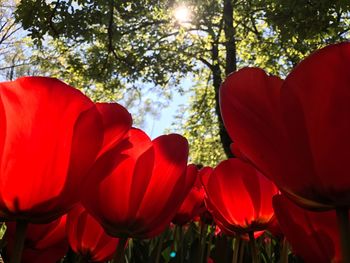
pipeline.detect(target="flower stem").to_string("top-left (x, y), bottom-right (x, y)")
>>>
top-left (128, 239), bottom-right (133, 261)
top-left (206, 224), bottom-right (215, 262)
top-left (76, 255), bottom-right (89, 263)
top-left (178, 226), bottom-right (184, 263)
top-left (10, 220), bottom-right (28, 263)
top-left (238, 240), bottom-right (245, 263)
top-left (113, 237), bottom-right (128, 263)
top-left (280, 237), bottom-right (289, 263)
top-left (155, 232), bottom-right (165, 263)
top-left (248, 231), bottom-right (258, 263)
top-left (0, 223), bottom-right (7, 250)
top-left (336, 207), bottom-right (350, 263)
top-left (198, 223), bottom-right (207, 263)
top-left (232, 236), bottom-right (241, 263)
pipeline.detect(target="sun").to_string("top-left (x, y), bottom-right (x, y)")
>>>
top-left (174, 5), bottom-right (191, 24)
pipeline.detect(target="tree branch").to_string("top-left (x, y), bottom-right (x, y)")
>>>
top-left (49, 0), bottom-right (60, 37)
top-left (0, 62), bottom-right (32, 71)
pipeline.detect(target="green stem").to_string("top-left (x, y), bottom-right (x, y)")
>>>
top-left (198, 223), bottom-right (207, 263)
top-left (232, 236), bottom-right (241, 263)
top-left (61, 247), bottom-right (76, 263)
top-left (238, 240), bottom-right (245, 263)
top-left (179, 226), bottom-right (184, 263)
top-left (0, 223), bottom-right (7, 250)
top-left (248, 231), bottom-right (258, 263)
top-left (173, 226), bottom-right (178, 252)
top-left (128, 239), bottom-right (133, 261)
top-left (155, 232), bottom-right (165, 263)
top-left (281, 237), bottom-right (289, 263)
top-left (10, 220), bottom-right (28, 263)
top-left (336, 207), bottom-right (350, 263)
top-left (267, 237), bottom-right (272, 262)
top-left (76, 255), bottom-right (88, 263)
top-left (113, 237), bottom-right (128, 263)
top-left (205, 224), bottom-right (215, 262)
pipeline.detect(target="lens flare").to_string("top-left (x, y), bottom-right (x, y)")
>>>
top-left (174, 5), bottom-right (191, 23)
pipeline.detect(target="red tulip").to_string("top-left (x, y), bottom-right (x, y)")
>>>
top-left (202, 158), bottom-right (278, 234)
top-left (273, 194), bottom-right (343, 263)
top-left (6, 215), bottom-right (68, 263)
top-left (220, 43), bottom-right (350, 209)
top-left (267, 216), bottom-right (283, 239)
top-left (0, 77), bottom-right (104, 222)
top-left (95, 103), bottom-right (132, 157)
top-left (213, 224), bottom-right (264, 240)
top-left (66, 204), bottom-right (120, 262)
top-left (197, 166), bottom-right (214, 225)
top-left (172, 164), bottom-right (206, 225)
top-left (82, 128), bottom-right (195, 238)
top-left (198, 166), bottom-right (214, 190)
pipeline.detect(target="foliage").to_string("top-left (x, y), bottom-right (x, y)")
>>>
top-left (171, 70), bottom-right (226, 167)
top-left (1, 2), bottom-right (350, 262)
top-left (16, 0), bottom-right (197, 88)
top-left (238, 0), bottom-right (350, 75)
top-left (0, 0), bottom-right (39, 80)
top-left (13, 0), bottom-right (350, 165)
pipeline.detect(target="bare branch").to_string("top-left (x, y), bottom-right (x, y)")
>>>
top-left (120, 19), bottom-right (167, 35)
top-left (199, 57), bottom-right (213, 70)
top-left (0, 62), bottom-right (32, 71)
top-left (49, 0), bottom-right (60, 37)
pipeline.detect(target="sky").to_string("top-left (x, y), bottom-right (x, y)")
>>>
top-left (137, 6), bottom-right (194, 139)
top-left (0, 2), bottom-right (194, 139)
top-left (143, 78), bottom-right (192, 139)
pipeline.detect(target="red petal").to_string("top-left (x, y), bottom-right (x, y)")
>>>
top-left (6, 215), bottom-right (68, 262)
top-left (172, 165), bottom-right (205, 225)
top-left (96, 103), bottom-right (132, 157)
top-left (199, 166), bottom-right (213, 191)
top-left (83, 132), bottom-right (192, 239)
top-left (281, 43), bottom-right (350, 206)
top-left (67, 204), bottom-right (119, 262)
top-left (273, 194), bottom-right (342, 262)
top-left (220, 68), bottom-right (285, 183)
top-left (206, 159), bottom-right (277, 233)
top-left (82, 128), bottom-right (152, 235)
top-left (0, 77), bottom-right (103, 222)
top-left (134, 134), bottom-right (192, 238)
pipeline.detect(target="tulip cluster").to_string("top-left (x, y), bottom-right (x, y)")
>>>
top-left (0, 77), bottom-right (195, 263)
top-left (0, 42), bottom-right (350, 263)
top-left (220, 42), bottom-right (350, 262)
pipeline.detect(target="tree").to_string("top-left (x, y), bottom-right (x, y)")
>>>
top-left (15, 0), bottom-right (350, 165)
top-left (0, 0), bottom-right (39, 80)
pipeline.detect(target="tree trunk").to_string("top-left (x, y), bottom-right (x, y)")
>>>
top-left (224, 0), bottom-right (237, 75)
top-left (212, 41), bottom-right (233, 158)
top-left (212, 0), bottom-right (237, 158)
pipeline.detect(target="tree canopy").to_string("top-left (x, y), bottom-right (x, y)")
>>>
top-left (11, 0), bottom-right (350, 166)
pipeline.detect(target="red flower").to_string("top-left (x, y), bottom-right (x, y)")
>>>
top-left (0, 77), bottom-right (104, 222)
top-left (82, 128), bottom-right (195, 238)
top-left (197, 166), bottom-right (214, 225)
top-left (198, 166), bottom-right (214, 190)
top-left (95, 103), bottom-right (132, 157)
top-left (66, 204), bottom-right (120, 262)
top-left (6, 215), bottom-right (68, 263)
top-left (273, 194), bottom-right (343, 262)
top-left (202, 158), bottom-right (278, 234)
top-left (267, 216), bottom-right (283, 239)
top-left (172, 164), bottom-right (206, 225)
top-left (220, 43), bottom-right (350, 209)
